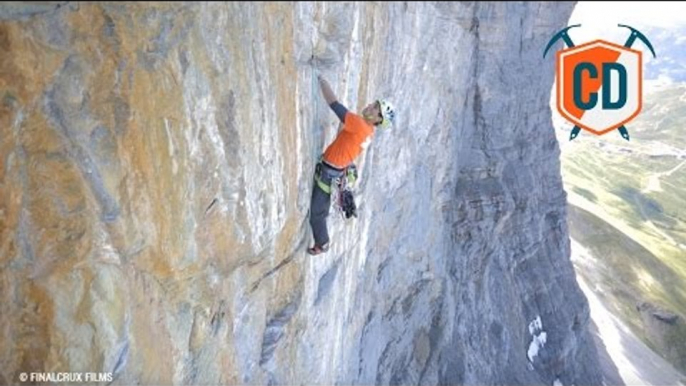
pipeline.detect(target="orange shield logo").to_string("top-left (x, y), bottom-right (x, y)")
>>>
top-left (558, 40), bottom-right (642, 136)
top-left (544, 25), bottom-right (656, 141)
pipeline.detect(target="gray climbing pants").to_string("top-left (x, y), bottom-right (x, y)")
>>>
top-left (309, 161), bottom-right (345, 247)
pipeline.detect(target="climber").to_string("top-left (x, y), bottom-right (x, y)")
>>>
top-left (307, 74), bottom-right (396, 255)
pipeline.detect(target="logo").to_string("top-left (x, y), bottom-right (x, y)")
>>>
top-left (544, 25), bottom-right (656, 141)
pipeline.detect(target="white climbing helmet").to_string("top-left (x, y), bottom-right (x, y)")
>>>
top-left (377, 99), bottom-right (396, 129)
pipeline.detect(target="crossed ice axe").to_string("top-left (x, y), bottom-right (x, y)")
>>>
top-left (544, 24), bottom-right (656, 141)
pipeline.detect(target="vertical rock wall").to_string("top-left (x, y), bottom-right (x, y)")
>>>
top-left (0, 2), bottom-right (602, 385)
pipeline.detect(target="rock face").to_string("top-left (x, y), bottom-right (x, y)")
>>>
top-left (637, 302), bottom-right (686, 371)
top-left (0, 2), bottom-right (603, 385)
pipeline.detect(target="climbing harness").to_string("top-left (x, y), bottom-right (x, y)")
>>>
top-left (314, 158), bottom-right (358, 219)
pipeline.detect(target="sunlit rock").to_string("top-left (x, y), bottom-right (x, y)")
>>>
top-left (0, 2), bottom-right (602, 385)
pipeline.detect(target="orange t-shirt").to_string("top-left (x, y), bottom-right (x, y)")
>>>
top-left (323, 112), bottom-right (374, 168)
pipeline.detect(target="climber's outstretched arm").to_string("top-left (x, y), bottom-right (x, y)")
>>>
top-left (317, 74), bottom-right (337, 105)
top-left (318, 75), bottom-right (348, 123)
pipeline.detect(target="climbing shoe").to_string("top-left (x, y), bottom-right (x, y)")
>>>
top-left (307, 243), bottom-right (330, 256)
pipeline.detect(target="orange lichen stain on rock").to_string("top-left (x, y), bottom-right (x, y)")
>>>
top-left (0, 96), bottom-right (20, 268)
top-left (117, 32), bottom-right (188, 277)
top-left (126, 272), bottom-right (176, 385)
top-left (356, 4), bottom-right (382, 113)
top-left (261, 2), bottom-right (301, 261)
top-left (272, 255), bottom-right (303, 305)
top-left (59, 6), bottom-right (127, 207)
top-left (16, 281), bottom-right (55, 373)
top-left (20, 112), bottom-right (92, 277)
top-left (196, 205), bottom-right (255, 278)
top-left (68, 5), bottom-right (125, 132)
top-left (72, 267), bottom-right (95, 324)
top-left (0, 24), bottom-right (28, 104)
top-left (182, 24), bottom-right (258, 276)
top-left (0, 273), bottom-right (19, 378)
top-left (36, 266), bottom-right (127, 374)
top-left (0, 20), bottom-right (71, 269)
top-left (0, 22), bottom-right (64, 103)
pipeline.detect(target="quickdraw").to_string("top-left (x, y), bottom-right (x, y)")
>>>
top-left (314, 161), bottom-right (358, 219)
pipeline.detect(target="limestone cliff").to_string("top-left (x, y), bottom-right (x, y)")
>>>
top-left (0, 2), bottom-right (603, 385)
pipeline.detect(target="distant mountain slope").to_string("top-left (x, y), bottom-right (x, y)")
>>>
top-left (559, 82), bottom-right (686, 375)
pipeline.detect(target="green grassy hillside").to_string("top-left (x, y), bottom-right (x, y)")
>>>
top-left (559, 83), bottom-right (686, 374)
